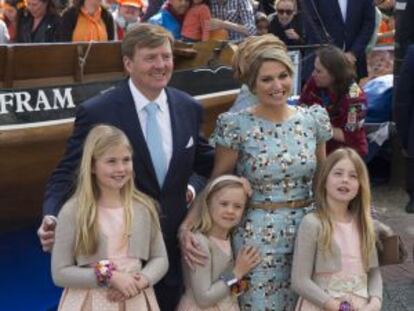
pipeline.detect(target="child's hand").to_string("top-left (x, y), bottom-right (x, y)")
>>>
top-left (109, 271), bottom-right (141, 298)
top-left (361, 297), bottom-right (381, 311)
top-left (107, 288), bottom-right (127, 302)
top-left (233, 245), bottom-right (261, 279)
top-left (323, 298), bottom-right (341, 311)
top-left (133, 273), bottom-right (150, 290)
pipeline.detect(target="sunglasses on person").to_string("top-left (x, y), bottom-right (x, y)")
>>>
top-left (277, 9), bottom-right (294, 15)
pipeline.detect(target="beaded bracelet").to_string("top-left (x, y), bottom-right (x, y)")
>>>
top-left (230, 279), bottom-right (249, 297)
top-left (95, 260), bottom-right (115, 287)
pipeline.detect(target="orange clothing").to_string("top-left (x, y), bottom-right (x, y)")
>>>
top-left (181, 4), bottom-right (211, 41)
top-left (377, 19), bottom-right (394, 45)
top-left (72, 7), bottom-right (108, 42)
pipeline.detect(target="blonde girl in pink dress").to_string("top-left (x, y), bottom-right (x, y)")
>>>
top-left (177, 175), bottom-right (261, 311)
top-left (52, 125), bottom-right (168, 311)
top-left (291, 148), bottom-right (383, 311)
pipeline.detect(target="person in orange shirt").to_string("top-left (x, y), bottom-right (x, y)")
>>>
top-left (59, 0), bottom-right (114, 41)
top-left (377, 13), bottom-right (394, 45)
top-left (181, 0), bottom-right (211, 42)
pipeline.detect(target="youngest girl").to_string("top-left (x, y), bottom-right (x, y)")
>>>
top-left (292, 148), bottom-right (382, 311)
top-left (181, 0), bottom-right (211, 42)
top-left (177, 175), bottom-right (261, 310)
top-left (52, 125), bottom-right (168, 311)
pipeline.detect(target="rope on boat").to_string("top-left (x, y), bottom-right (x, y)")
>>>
top-left (78, 40), bottom-right (95, 81)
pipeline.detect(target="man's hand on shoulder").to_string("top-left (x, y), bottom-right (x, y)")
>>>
top-left (178, 226), bottom-right (208, 270)
top-left (37, 215), bottom-right (57, 252)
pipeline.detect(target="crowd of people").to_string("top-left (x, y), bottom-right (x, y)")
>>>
top-left (0, 0), bottom-right (396, 51)
top-left (2, 0), bottom-right (410, 309)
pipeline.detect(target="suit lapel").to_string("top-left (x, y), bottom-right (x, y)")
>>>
top-left (117, 81), bottom-right (160, 190)
top-left (164, 88), bottom-right (185, 187)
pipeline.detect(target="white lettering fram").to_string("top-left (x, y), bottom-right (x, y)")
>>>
top-left (0, 88), bottom-right (75, 115)
top-left (53, 88), bottom-right (75, 109)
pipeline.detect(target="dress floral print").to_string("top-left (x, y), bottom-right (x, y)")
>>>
top-left (210, 105), bottom-right (332, 311)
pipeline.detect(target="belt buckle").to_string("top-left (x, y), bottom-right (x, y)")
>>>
top-left (287, 200), bottom-right (296, 208)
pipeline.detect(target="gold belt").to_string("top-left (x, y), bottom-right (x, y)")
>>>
top-left (250, 199), bottom-right (312, 210)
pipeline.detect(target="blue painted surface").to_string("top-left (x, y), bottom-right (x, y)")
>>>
top-left (0, 226), bottom-right (62, 311)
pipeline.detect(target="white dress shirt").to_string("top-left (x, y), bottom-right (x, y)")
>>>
top-left (338, 0), bottom-right (348, 22)
top-left (129, 79), bottom-right (172, 170)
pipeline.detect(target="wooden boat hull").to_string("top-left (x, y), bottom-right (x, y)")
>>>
top-left (0, 92), bottom-right (237, 230)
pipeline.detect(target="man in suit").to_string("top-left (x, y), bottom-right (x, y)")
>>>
top-left (38, 23), bottom-right (214, 310)
top-left (301, 0), bottom-right (376, 80)
top-left (394, 44), bottom-right (414, 213)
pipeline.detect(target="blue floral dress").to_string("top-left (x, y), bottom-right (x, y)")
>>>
top-left (210, 105), bottom-right (332, 311)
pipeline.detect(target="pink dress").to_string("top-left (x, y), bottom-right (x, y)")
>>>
top-left (295, 219), bottom-right (370, 311)
top-left (177, 236), bottom-right (240, 311)
top-left (58, 206), bottom-right (160, 311)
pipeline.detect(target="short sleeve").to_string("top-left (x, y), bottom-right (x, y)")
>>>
top-left (209, 112), bottom-right (242, 150)
top-left (308, 104), bottom-right (333, 143)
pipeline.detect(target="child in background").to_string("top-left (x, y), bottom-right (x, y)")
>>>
top-left (292, 148), bottom-right (382, 311)
top-left (0, 0), bottom-right (23, 42)
top-left (52, 125), bottom-right (168, 311)
top-left (181, 0), bottom-right (211, 42)
top-left (360, 49), bottom-right (393, 87)
top-left (177, 175), bottom-right (261, 311)
top-left (255, 11), bottom-right (269, 35)
top-left (377, 12), bottom-right (395, 45)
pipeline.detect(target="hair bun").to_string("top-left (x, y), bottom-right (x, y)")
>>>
top-left (232, 34), bottom-right (294, 89)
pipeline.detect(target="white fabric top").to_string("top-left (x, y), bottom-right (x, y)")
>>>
top-left (338, 0), bottom-right (348, 22)
top-left (0, 19), bottom-right (9, 43)
top-left (129, 78), bottom-right (172, 168)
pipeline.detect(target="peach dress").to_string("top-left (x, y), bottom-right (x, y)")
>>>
top-left (58, 206), bottom-right (159, 311)
top-left (177, 236), bottom-right (240, 311)
top-left (295, 219), bottom-right (369, 311)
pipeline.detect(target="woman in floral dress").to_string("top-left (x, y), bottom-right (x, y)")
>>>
top-left (210, 35), bottom-right (332, 310)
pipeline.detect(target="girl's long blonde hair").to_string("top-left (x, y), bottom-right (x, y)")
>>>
top-left (191, 175), bottom-right (250, 235)
top-left (74, 125), bottom-right (159, 256)
top-left (314, 148), bottom-right (375, 269)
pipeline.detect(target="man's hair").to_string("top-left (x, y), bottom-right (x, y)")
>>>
top-left (121, 23), bottom-right (174, 59)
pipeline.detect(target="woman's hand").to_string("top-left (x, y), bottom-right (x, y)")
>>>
top-left (345, 52), bottom-right (357, 65)
top-left (233, 245), bottom-right (261, 279)
top-left (178, 227), bottom-right (208, 270)
top-left (332, 127), bottom-right (345, 142)
top-left (109, 271), bottom-right (141, 298)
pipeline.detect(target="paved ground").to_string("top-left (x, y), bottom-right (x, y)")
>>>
top-left (372, 184), bottom-right (414, 311)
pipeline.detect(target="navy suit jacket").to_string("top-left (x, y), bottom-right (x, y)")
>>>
top-left (43, 79), bottom-right (214, 284)
top-left (303, 0), bottom-right (375, 56)
top-left (395, 44), bottom-right (414, 157)
top-left (302, 0), bottom-right (375, 77)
